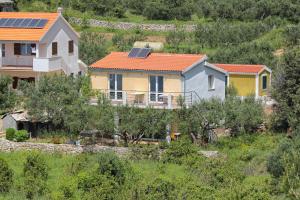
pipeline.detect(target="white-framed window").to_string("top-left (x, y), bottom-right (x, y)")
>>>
top-left (208, 75), bottom-right (215, 90)
top-left (109, 74), bottom-right (123, 100)
top-left (1, 44), bottom-right (5, 57)
top-left (150, 75), bottom-right (164, 102)
top-left (262, 75), bottom-right (268, 90)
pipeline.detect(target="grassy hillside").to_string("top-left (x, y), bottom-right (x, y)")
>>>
top-left (0, 134), bottom-right (286, 199)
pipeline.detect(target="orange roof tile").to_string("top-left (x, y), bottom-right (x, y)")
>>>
top-left (0, 12), bottom-right (59, 41)
top-left (91, 52), bottom-right (206, 72)
top-left (213, 63), bottom-right (265, 74)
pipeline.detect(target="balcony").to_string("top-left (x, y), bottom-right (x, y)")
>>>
top-left (33, 57), bottom-right (62, 72)
top-left (90, 90), bottom-right (196, 109)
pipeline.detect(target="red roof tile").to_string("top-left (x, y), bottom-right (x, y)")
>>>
top-left (0, 12), bottom-right (59, 41)
top-left (91, 52), bottom-right (206, 72)
top-left (213, 64), bottom-right (265, 74)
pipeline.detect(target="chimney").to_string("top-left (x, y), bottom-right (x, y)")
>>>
top-left (57, 7), bottom-right (63, 15)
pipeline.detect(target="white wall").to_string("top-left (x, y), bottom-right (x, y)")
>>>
top-left (184, 62), bottom-right (226, 101)
top-left (43, 16), bottom-right (79, 75)
top-left (2, 43), bottom-right (34, 66)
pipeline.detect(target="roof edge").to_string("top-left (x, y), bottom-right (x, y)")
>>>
top-left (182, 55), bottom-right (208, 74)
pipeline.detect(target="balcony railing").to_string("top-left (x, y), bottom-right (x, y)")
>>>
top-left (33, 57), bottom-right (62, 72)
top-left (91, 90), bottom-right (197, 109)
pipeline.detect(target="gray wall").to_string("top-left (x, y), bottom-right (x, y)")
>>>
top-left (184, 62), bottom-right (226, 102)
top-left (3, 115), bottom-right (17, 130)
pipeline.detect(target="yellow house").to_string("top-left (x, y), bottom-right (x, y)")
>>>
top-left (89, 49), bottom-right (228, 108)
top-left (214, 64), bottom-right (272, 98)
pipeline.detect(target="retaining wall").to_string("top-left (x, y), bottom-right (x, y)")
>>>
top-left (69, 17), bottom-right (197, 32)
top-left (0, 139), bottom-right (128, 155)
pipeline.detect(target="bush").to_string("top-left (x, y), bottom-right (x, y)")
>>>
top-left (14, 130), bottom-right (29, 142)
top-left (5, 128), bottom-right (15, 141)
top-left (161, 136), bottom-right (198, 164)
top-left (78, 172), bottom-right (116, 200)
top-left (97, 152), bottom-right (128, 185)
top-left (23, 152), bottom-right (48, 199)
top-left (129, 144), bottom-right (160, 161)
top-left (0, 158), bottom-right (13, 193)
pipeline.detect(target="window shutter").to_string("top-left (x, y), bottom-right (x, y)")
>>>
top-left (68, 40), bottom-right (74, 54)
top-left (14, 43), bottom-right (21, 55)
top-left (52, 42), bottom-right (58, 56)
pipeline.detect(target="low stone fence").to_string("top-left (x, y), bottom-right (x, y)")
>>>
top-left (69, 17), bottom-right (197, 32)
top-left (0, 139), bottom-right (128, 156)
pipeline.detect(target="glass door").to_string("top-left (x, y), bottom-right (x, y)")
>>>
top-left (150, 76), bottom-right (164, 102)
top-left (109, 74), bottom-right (123, 100)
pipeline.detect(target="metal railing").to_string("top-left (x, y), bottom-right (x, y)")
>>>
top-left (91, 89), bottom-right (197, 109)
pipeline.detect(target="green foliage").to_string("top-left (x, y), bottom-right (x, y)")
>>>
top-left (224, 96), bottom-right (264, 135)
top-left (77, 172), bottom-right (116, 200)
top-left (97, 152), bottom-right (128, 185)
top-left (0, 158), bottom-right (13, 193)
top-left (79, 31), bottom-right (108, 65)
top-left (211, 41), bottom-right (276, 67)
top-left (144, 178), bottom-right (176, 199)
top-left (0, 76), bottom-right (17, 113)
top-left (129, 144), bottom-right (160, 161)
top-left (284, 23), bottom-right (300, 46)
top-left (195, 21), bottom-right (272, 48)
top-left (23, 152), bottom-right (48, 199)
top-left (272, 47), bottom-right (300, 133)
top-left (5, 128), bottom-right (16, 141)
top-left (21, 75), bottom-right (92, 134)
top-left (70, 0), bottom-right (126, 18)
top-left (267, 136), bottom-right (300, 199)
top-left (162, 136), bottom-right (198, 164)
top-left (14, 130), bottom-right (29, 142)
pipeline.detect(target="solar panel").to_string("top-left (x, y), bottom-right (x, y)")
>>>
top-left (28, 19), bottom-right (39, 27)
top-left (128, 48), bottom-right (140, 58)
top-left (12, 19), bottom-right (24, 27)
top-left (0, 18), bottom-right (8, 26)
top-left (0, 18), bottom-right (48, 29)
top-left (21, 19), bottom-right (32, 27)
top-left (5, 18), bottom-right (16, 27)
top-left (137, 48), bottom-right (151, 58)
top-left (36, 19), bottom-right (48, 28)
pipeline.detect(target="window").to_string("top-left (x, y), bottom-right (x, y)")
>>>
top-left (150, 76), bottom-right (164, 102)
top-left (78, 71), bottom-right (82, 76)
top-left (109, 74), bottom-right (123, 100)
top-left (68, 40), bottom-right (74, 54)
top-left (262, 75), bottom-right (268, 90)
top-left (52, 42), bottom-right (58, 56)
top-left (14, 43), bottom-right (36, 56)
top-left (1, 44), bottom-right (5, 57)
top-left (208, 75), bottom-right (215, 90)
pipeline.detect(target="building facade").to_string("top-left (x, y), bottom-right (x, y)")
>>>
top-left (0, 10), bottom-right (84, 88)
top-left (90, 50), bottom-right (227, 108)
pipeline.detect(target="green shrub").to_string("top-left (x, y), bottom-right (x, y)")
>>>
top-left (23, 152), bottom-right (48, 199)
top-left (144, 178), bottom-right (176, 199)
top-left (15, 130), bottom-right (29, 142)
top-left (161, 136), bottom-right (198, 164)
top-left (78, 172), bottom-right (116, 200)
top-left (0, 158), bottom-right (13, 193)
top-left (5, 128), bottom-right (15, 141)
top-left (97, 152), bottom-right (128, 185)
top-left (129, 144), bottom-right (160, 161)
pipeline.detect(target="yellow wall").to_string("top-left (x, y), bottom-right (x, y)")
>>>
top-left (229, 74), bottom-right (256, 96)
top-left (90, 71), bottom-right (182, 93)
top-left (259, 70), bottom-right (271, 96)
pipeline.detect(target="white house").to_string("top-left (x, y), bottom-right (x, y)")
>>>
top-left (0, 9), bottom-right (85, 88)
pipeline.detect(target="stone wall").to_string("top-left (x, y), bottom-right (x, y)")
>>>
top-left (69, 17), bottom-right (197, 32)
top-left (0, 139), bottom-right (128, 156)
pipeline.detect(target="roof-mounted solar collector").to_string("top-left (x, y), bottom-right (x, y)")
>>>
top-left (128, 48), bottom-right (151, 59)
top-left (0, 18), bottom-right (48, 29)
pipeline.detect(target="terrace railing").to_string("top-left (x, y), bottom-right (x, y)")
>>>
top-left (91, 90), bottom-right (198, 109)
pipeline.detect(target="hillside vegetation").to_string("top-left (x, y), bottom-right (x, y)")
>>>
top-left (14, 0), bottom-right (300, 67)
